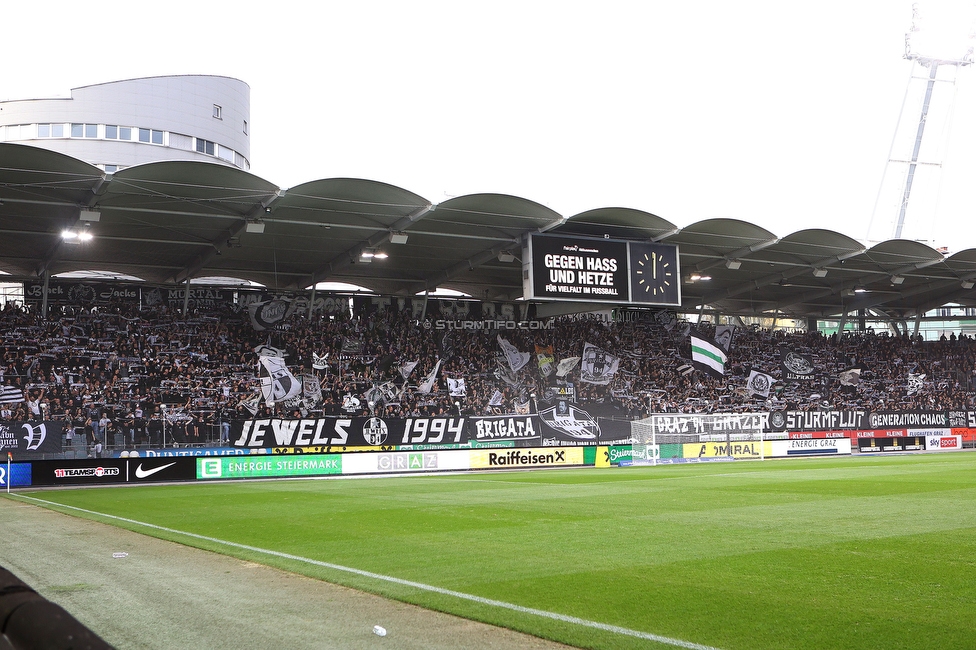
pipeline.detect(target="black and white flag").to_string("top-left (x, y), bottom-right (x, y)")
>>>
top-left (258, 356), bottom-right (302, 404)
top-left (447, 377), bottom-right (467, 397)
top-left (497, 336), bottom-right (530, 372)
top-left (248, 298), bottom-right (297, 331)
top-left (580, 343), bottom-right (620, 385)
top-left (779, 347), bottom-right (816, 382)
top-left (907, 372), bottom-right (926, 396)
top-left (418, 359), bottom-right (442, 394)
top-left (399, 360), bottom-right (419, 380)
top-left (746, 370), bottom-right (775, 397)
top-left (0, 386), bottom-right (24, 404)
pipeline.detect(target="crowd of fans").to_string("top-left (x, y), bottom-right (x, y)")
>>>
top-left (1, 296), bottom-right (974, 451)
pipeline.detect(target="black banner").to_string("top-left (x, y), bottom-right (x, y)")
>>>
top-left (231, 416), bottom-right (468, 448)
top-left (23, 281), bottom-right (139, 306)
top-left (468, 415), bottom-right (541, 443)
top-left (355, 296), bottom-right (533, 323)
top-left (537, 403), bottom-right (603, 445)
top-left (141, 286), bottom-right (237, 311)
top-left (596, 418), bottom-right (634, 444)
top-left (779, 347), bottom-right (817, 382)
top-left (868, 411), bottom-right (949, 430)
top-left (0, 421), bottom-right (64, 455)
top-left (768, 410), bottom-right (868, 432)
top-left (647, 412), bottom-right (770, 436)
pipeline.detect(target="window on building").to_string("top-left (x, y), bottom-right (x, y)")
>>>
top-left (103, 165), bottom-right (118, 173)
top-left (138, 128), bottom-right (164, 144)
top-left (243, 120), bottom-right (248, 135)
top-left (38, 124), bottom-right (50, 137)
top-left (70, 123), bottom-right (97, 138)
top-left (213, 104), bottom-right (222, 119)
top-left (52, 123), bottom-right (64, 137)
top-left (196, 138), bottom-right (215, 155)
top-left (120, 126), bottom-right (131, 140)
top-left (105, 125), bottom-right (118, 139)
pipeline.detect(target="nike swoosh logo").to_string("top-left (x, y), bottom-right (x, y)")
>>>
top-left (134, 462), bottom-right (177, 479)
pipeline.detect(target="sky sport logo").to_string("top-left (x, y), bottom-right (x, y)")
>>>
top-left (53, 466), bottom-right (120, 478)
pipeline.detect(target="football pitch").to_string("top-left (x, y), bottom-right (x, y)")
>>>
top-left (9, 453), bottom-right (976, 650)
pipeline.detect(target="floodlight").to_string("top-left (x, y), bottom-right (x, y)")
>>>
top-left (389, 233), bottom-right (409, 245)
top-left (245, 220), bottom-right (265, 234)
top-left (498, 251), bottom-right (516, 263)
top-left (963, 280), bottom-right (975, 289)
top-left (812, 268), bottom-right (828, 278)
top-left (79, 209), bottom-right (100, 222)
top-left (891, 275), bottom-right (906, 285)
top-left (905, 1), bottom-right (976, 66)
top-left (725, 259), bottom-right (741, 270)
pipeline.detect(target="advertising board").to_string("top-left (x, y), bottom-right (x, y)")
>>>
top-left (523, 234), bottom-right (680, 306)
top-left (469, 448), bottom-right (586, 469)
top-left (0, 462), bottom-right (31, 488)
top-left (196, 455), bottom-right (342, 480)
top-left (340, 450), bottom-right (470, 475)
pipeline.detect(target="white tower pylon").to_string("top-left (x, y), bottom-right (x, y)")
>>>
top-left (867, 2), bottom-right (976, 246)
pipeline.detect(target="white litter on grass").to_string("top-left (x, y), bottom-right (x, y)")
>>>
top-left (372, 625), bottom-right (387, 637)
top-left (112, 552), bottom-right (129, 559)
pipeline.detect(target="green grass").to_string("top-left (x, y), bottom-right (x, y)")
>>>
top-left (10, 453), bottom-right (976, 650)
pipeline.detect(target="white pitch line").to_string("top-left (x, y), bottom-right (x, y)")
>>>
top-left (15, 494), bottom-right (722, 650)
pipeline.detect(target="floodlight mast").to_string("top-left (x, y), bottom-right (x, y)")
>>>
top-left (870, 2), bottom-right (976, 243)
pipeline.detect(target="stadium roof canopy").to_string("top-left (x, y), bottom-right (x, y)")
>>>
top-left (3, 142), bottom-right (976, 324)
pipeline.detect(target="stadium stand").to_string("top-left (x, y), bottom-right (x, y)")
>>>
top-left (1, 294), bottom-right (972, 455)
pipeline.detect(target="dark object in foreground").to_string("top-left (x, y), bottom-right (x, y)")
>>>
top-left (0, 567), bottom-right (113, 650)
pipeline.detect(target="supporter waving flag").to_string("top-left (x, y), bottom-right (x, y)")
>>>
top-left (399, 360), bottom-right (419, 380)
top-left (690, 335), bottom-right (726, 378)
top-left (580, 343), bottom-right (621, 385)
top-left (417, 359), bottom-right (442, 394)
top-left (0, 386), bottom-right (24, 404)
top-left (535, 345), bottom-right (555, 377)
top-left (746, 370), bottom-right (774, 397)
top-left (258, 356), bottom-right (301, 403)
top-left (497, 336), bottom-right (530, 372)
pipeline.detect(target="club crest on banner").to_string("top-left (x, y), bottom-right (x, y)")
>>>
top-left (539, 403), bottom-right (600, 439)
top-left (21, 422), bottom-right (47, 450)
top-left (362, 417), bottom-right (389, 445)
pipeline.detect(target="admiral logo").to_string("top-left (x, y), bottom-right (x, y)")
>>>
top-left (488, 450), bottom-right (566, 466)
top-left (54, 466), bottom-right (120, 478)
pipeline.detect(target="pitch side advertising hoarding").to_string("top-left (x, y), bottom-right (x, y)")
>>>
top-left (29, 458), bottom-right (197, 485)
top-left (196, 455), bottom-right (342, 480)
top-left (0, 462), bottom-right (32, 488)
top-left (523, 234), bottom-right (680, 306)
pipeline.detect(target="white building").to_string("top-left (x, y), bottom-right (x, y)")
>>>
top-left (0, 75), bottom-right (250, 173)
